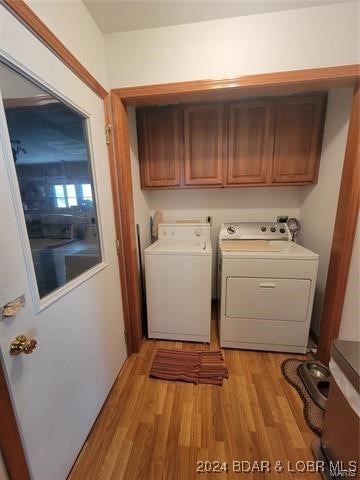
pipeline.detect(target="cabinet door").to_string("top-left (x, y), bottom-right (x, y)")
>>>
top-left (137, 106), bottom-right (181, 187)
top-left (272, 95), bottom-right (326, 183)
top-left (227, 100), bottom-right (273, 184)
top-left (184, 104), bottom-right (224, 185)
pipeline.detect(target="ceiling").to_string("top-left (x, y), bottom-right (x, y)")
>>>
top-left (83, 0), bottom-right (353, 34)
top-left (5, 103), bottom-right (88, 165)
top-left (0, 63), bottom-right (88, 164)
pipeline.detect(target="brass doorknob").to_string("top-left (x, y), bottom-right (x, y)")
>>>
top-left (9, 335), bottom-right (37, 356)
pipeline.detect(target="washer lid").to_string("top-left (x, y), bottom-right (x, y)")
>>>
top-left (220, 240), bottom-right (318, 260)
top-left (145, 239), bottom-right (212, 256)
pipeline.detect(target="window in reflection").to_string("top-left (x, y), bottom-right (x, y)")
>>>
top-left (0, 62), bottom-right (102, 298)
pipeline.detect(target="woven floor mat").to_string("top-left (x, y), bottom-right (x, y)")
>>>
top-left (281, 358), bottom-right (324, 435)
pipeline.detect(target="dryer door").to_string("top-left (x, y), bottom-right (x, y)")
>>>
top-left (225, 277), bottom-right (311, 322)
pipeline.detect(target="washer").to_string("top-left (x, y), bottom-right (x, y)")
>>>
top-left (218, 222), bottom-right (319, 353)
top-left (145, 223), bottom-right (212, 342)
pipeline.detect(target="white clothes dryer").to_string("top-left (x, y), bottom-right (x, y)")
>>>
top-left (218, 222), bottom-right (319, 353)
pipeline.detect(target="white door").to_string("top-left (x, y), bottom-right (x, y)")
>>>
top-left (0, 10), bottom-right (127, 480)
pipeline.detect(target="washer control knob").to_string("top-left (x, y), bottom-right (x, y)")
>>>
top-left (227, 226), bottom-right (236, 235)
top-left (261, 226), bottom-right (267, 232)
top-left (279, 227), bottom-right (286, 234)
top-left (270, 227), bottom-right (276, 233)
top-left (194, 228), bottom-right (203, 237)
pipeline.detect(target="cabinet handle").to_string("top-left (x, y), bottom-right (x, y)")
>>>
top-left (259, 282), bottom-right (276, 288)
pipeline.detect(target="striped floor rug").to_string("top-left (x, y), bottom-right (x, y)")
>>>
top-left (149, 349), bottom-right (228, 386)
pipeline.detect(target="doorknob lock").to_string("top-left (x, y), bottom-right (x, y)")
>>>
top-left (9, 335), bottom-right (37, 356)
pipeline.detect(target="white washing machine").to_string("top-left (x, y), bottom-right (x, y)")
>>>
top-left (218, 222), bottom-right (319, 353)
top-left (145, 223), bottom-right (212, 342)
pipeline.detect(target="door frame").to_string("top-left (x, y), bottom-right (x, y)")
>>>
top-left (0, 358), bottom-right (30, 479)
top-left (104, 94), bottom-right (143, 353)
top-left (317, 84), bottom-right (359, 363)
top-left (0, 1), bottom-right (359, 478)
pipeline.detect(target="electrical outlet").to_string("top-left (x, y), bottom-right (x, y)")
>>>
top-left (277, 215), bottom-right (288, 223)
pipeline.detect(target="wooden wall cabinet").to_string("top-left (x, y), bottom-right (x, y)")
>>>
top-left (227, 100), bottom-right (273, 185)
top-left (137, 106), bottom-right (181, 188)
top-left (184, 104), bottom-right (224, 185)
top-left (272, 95), bottom-right (326, 184)
top-left (136, 93), bottom-right (327, 189)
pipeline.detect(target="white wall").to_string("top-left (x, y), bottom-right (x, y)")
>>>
top-left (105, 1), bottom-right (359, 88)
top-left (28, 0), bottom-right (109, 88)
top-left (339, 214), bottom-right (360, 341)
top-left (128, 107), bottom-right (152, 262)
top-left (148, 187), bottom-right (301, 295)
top-left (298, 88), bottom-right (353, 337)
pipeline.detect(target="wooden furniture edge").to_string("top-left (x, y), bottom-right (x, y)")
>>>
top-left (318, 84), bottom-right (360, 364)
top-left (1, 0), bottom-right (108, 99)
top-left (0, 358), bottom-right (30, 479)
top-left (113, 64), bottom-right (360, 105)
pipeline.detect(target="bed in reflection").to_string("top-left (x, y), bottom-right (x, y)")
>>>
top-left (30, 238), bottom-right (100, 297)
top-left (27, 213), bottom-right (100, 297)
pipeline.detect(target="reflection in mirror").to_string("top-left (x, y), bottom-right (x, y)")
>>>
top-left (0, 62), bottom-right (102, 298)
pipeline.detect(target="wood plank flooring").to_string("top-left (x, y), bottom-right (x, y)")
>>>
top-left (69, 316), bottom-right (321, 480)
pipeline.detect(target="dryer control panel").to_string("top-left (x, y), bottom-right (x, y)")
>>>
top-left (158, 223), bottom-right (210, 241)
top-left (219, 222), bottom-right (291, 241)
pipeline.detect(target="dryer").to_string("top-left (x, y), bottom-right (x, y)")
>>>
top-left (218, 222), bottom-right (318, 353)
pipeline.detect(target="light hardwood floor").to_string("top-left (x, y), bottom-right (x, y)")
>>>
top-left (69, 316), bottom-right (321, 480)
